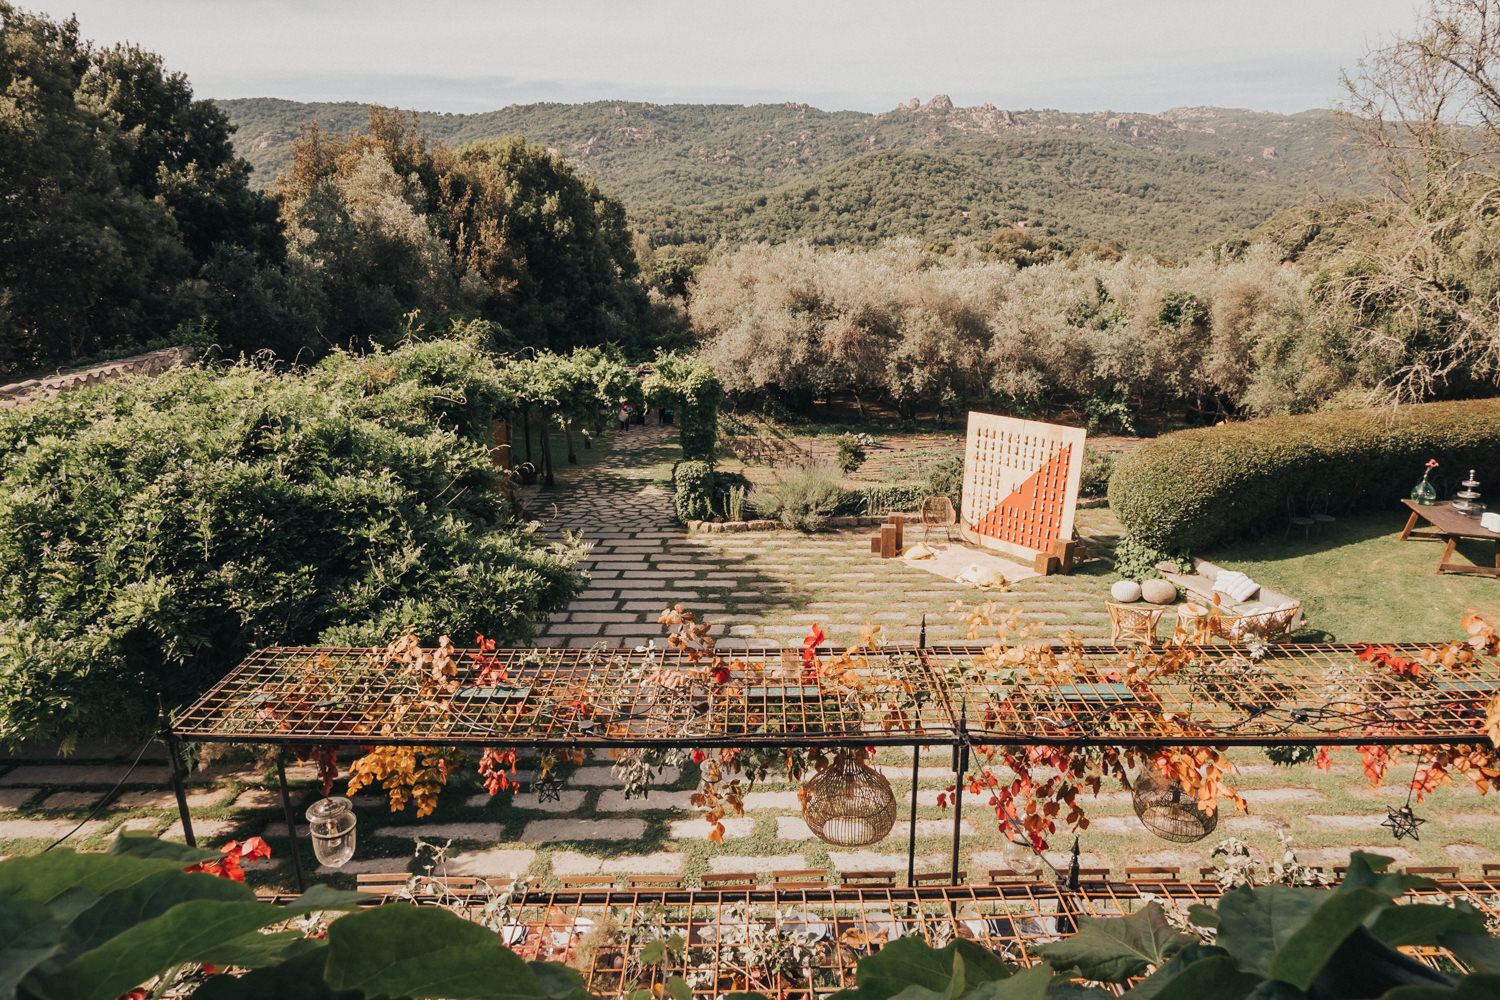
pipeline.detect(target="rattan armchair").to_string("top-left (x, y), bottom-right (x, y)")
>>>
top-left (921, 496), bottom-right (958, 544)
top-left (1107, 601), bottom-right (1166, 644)
top-left (1208, 602), bottom-right (1301, 643)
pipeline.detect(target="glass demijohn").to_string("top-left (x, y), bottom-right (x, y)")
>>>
top-left (305, 796), bottom-right (357, 868)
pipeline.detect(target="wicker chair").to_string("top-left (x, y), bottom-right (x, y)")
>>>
top-left (1208, 602), bottom-right (1301, 644)
top-left (1107, 601), bottom-right (1165, 644)
top-left (921, 496), bottom-right (958, 544)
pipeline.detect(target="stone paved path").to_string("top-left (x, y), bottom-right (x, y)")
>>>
top-left (0, 426), bottom-right (1495, 892)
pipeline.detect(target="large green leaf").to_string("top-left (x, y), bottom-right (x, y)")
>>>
top-left (950, 939), bottom-right (1014, 985)
top-left (1266, 888), bottom-right (1389, 989)
top-left (38, 884), bottom-right (362, 1000)
top-left (855, 937), bottom-right (957, 993)
top-left (1441, 933), bottom-right (1500, 974)
top-left (1213, 885), bottom-right (1321, 977)
top-left (323, 903), bottom-right (546, 1000)
top-left (1034, 903), bottom-right (1195, 983)
top-left (1140, 955), bottom-right (1262, 1000)
top-left (191, 946), bottom-right (355, 1000)
top-left (107, 831), bottom-right (219, 864)
top-left (1334, 853), bottom-right (1433, 898)
top-left (528, 961), bottom-right (588, 1000)
top-left (0, 897), bottom-right (65, 999)
top-left (62, 867), bottom-right (252, 957)
top-left (1380, 973), bottom-right (1500, 999)
top-left (1121, 943), bottom-right (1232, 999)
top-left (962, 965), bottom-right (1055, 1000)
top-left (0, 851), bottom-right (186, 905)
top-left (1306, 926), bottom-right (1453, 997)
top-left (1370, 903), bottom-right (1487, 948)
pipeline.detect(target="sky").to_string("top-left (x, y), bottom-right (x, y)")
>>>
top-left (31, 0), bottom-right (1427, 115)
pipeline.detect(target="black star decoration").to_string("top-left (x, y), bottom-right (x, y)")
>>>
top-left (535, 775), bottom-right (562, 804)
top-left (1381, 804), bottom-right (1426, 841)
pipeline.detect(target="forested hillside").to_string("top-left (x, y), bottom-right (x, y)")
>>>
top-left (219, 96), bottom-right (1363, 258)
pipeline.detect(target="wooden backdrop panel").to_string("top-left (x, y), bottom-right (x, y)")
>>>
top-left (960, 412), bottom-right (1086, 561)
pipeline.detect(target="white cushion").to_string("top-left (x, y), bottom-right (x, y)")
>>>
top-left (1213, 570), bottom-right (1260, 603)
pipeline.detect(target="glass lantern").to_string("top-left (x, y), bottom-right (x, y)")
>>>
top-left (306, 796), bottom-right (357, 868)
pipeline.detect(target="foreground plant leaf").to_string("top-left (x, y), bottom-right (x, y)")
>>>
top-left (1035, 903), bottom-right (1195, 983)
top-left (323, 904), bottom-right (546, 1000)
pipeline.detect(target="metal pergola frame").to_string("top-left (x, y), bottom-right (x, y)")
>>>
top-left (167, 639), bottom-right (1499, 892)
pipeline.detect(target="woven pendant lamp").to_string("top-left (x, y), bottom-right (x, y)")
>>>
top-left (1132, 770), bottom-right (1218, 843)
top-left (801, 752), bottom-right (897, 847)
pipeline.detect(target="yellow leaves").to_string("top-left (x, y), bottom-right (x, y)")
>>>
top-left (345, 745), bottom-right (459, 818)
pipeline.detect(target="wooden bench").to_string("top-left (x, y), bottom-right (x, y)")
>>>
top-left (700, 872), bottom-right (758, 891)
top-left (356, 872), bottom-right (510, 896)
top-left (1125, 866), bottom-right (1180, 882)
top-left (626, 874), bottom-right (685, 889)
top-left (987, 868), bottom-right (1039, 883)
top-left (840, 869), bottom-right (897, 887)
top-left (558, 875), bottom-right (619, 889)
top-left (772, 868), bottom-right (830, 890)
top-left (1407, 866), bottom-right (1460, 880)
top-left (911, 870), bottom-right (966, 886)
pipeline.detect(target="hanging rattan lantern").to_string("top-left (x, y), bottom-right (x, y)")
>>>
top-left (1132, 770), bottom-right (1218, 843)
top-left (801, 752), bottom-right (897, 847)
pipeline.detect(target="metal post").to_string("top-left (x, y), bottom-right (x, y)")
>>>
top-left (950, 710), bottom-right (968, 884)
top-left (919, 614), bottom-right (927, 650)
top-left (277, 756), bottom-right (307, 892)
top-left (157, 697), bottom-right (195, 848)
top-left (906, 745), bottom-right (920, 887)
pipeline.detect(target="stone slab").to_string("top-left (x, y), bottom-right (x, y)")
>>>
top-left (0, 789), bottom-right (38, 810)
top-left (0, 764), bottom-right (142, 786)
top-left (740, 791), bottom-right (803, 811)
top-left (521, 818), bottom-right (646, 843)
top-left (599, 852), bottom-right (685, 875)
top-left (113, 787), bottom-right (224, 811)
top-left (670, 816), bottom-right (754, 840)
top-left (596, 789), bottom-right (697, 812)
top-left (373, 822), bottom-right (505, 841)
top-left (0, 817), bottom-right (108, 840)
top-left (571, 766), bottom-right (680, 787)
top-left (117, 817), bottom-right (165, 834)
top-left (163, 819), bottom-right (236, 843)
top-left (444, 848), bottom-right (537, 876)
top-left (829, 851), bottom-right (946, 873)
top-left (708, 853), bottom-right (804, 873)
top-left (1239, 788), bottom-right (1326, 804)
top-left (514, 790), bottom-right (588, 814)
top-left (41, 791), bottom-right (100, 810)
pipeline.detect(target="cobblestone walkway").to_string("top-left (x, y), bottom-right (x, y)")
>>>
top-left (1, 426), bottom-right (1495, 892)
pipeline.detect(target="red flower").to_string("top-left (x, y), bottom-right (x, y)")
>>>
top-left (709, 664), bottom-right (731, 685)
top-left (692, 750), bottom-right (707, 763)
top-left (1426, 459), bottom-right (1440, 469)
top-left (186, 837), bottom-right (271, 883)
top-left (800, 624), bottom-right (826, 667)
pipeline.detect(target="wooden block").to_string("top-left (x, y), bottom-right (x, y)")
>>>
top-left (1033, 553), bottom-right (1060, 576)
top-left (869, 535), bottom-right (881, 554)
top-left (1050, 538), bottom-right (1077, 573)
top-left (880, 524), bottom-right (900, 559)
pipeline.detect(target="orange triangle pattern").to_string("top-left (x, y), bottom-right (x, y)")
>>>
top-left (972, 444), bottom-right (1073, 554)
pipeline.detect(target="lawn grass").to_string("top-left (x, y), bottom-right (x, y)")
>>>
top-left (1204, 512), bottom-right (1500, 641)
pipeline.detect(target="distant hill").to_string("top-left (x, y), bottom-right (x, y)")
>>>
top-left (218, 95), bottom-right (1365, 258)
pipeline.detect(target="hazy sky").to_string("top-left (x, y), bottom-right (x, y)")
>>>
top-left (32, 0), bottom-right (1426, 114)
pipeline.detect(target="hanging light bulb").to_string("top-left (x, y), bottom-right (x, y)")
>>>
top-left (306, 796), bottom-right (357, 868)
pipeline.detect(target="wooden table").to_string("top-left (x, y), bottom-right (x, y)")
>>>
top-left (1399, 499), bottom-right (1500, 578)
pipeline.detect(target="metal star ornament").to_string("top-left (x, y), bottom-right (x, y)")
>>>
top-left (1381, 804), bottom-right (1426, 841)
top-left (535, 775), bottom-right (562, 804)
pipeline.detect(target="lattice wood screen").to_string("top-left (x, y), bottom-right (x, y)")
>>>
top-left (959, 412), bottom-right (1086, 561)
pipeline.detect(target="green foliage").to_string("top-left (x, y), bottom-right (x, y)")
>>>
top-left (0, 6), bottom-right (282, 379)
top-left (838, 484), bottom-right (927, 517)
top-left (753, 466), bottom-right (844, 531)
top-left (924, 453), bottom-right (966, 511)
top-left (644, 350), bottom-right (723, 461)
top-left (1112, 534), bottom-right (1191, 583)
top-left (1078, 447), bottom-right (1114, 499)
top-left (712, 472), bottom-right (753, 521)
top-left (673, 461), bottom-right (715, 523)
top-left (724, 484), bottom-right (748, 522)
top-left (834, 433), bottom-right (868, 473)
top-left (220, 98), bottom-right (1359, 261)
top-left (0, 834), bottom-right (592, 1000)
top-left (1107, 397), bottom-right (1500, 551)
top-left (0, 341), bottom-right (585, 745)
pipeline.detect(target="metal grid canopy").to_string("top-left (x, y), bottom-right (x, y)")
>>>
top-left (175, 641), bottom-right (1500, 748)
top-left (340, 879), bottom-right (1500, 999)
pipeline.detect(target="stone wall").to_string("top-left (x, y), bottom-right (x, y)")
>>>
top-left (0, 347), bottom-right (195, 410)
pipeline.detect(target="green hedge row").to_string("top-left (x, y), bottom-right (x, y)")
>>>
top-left (832, 483), bottom-right (927, 517)
top-left (1108, 397), bottom-right (1500, 551)
top-left (672, 461), bottom-right (715, 522)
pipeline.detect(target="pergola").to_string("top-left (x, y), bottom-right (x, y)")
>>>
top-left (169, 638), bottom-right (1499, 891)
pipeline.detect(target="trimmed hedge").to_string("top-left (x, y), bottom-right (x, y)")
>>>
top-left (833, 483), bottom-right (927, 517)
top-left (1108, 397), bottom-right (1500, 551)
top-left (673, 460), bottom-right (715, 523)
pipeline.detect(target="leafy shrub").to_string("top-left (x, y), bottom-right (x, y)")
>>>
top-left (1112, 534), bottom-right (1191, 582)
top-left (835, 483), bottom-right (927, 517)
top-left (833, 432), bottom-right (868, 473)
top-left (711, 470), bottom-right (753, 520)
top-left (673, 460), bottom-right (715, 523)
top-left (1108, 397), bottom-right (1500, 550)
top-left (754, 465), bottom-right (844, 531)
top-left (924, 452), bottom-right (966, 511)
top-left (0, 342), bottom-right (586, 746)
top-left (1078, 446), bottom-right (1114, 499)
